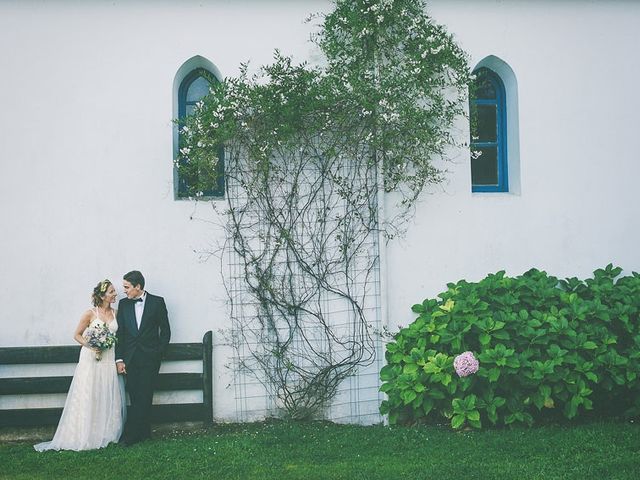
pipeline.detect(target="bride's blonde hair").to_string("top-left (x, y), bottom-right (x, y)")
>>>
top-left (91, 279), bottom-right (112, 307)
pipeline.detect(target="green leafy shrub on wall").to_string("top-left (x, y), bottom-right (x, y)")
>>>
top-left (379, 265), bottom-right (640, 428)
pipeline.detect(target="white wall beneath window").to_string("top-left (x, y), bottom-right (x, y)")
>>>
top-left (1, 0), bottom-right (639, 423)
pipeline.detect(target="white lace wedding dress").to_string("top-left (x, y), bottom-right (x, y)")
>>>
top-left (34, 311), bottom-right (126, 451)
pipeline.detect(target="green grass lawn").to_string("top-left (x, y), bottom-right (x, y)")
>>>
top-left (1, 420), bottom-right (638, 480)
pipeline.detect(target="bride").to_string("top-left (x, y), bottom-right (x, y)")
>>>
top-left (35, 279), bottom-right (126, 451)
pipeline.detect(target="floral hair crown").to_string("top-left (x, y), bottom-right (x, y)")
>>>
top-left (100, 280), bottom-right (111, 293)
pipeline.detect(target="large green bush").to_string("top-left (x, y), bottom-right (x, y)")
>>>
top-left (379, 265), bottom-right (640, 428)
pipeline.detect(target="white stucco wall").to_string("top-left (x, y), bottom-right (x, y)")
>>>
top-left (1, 0), bottom-right (639, 422)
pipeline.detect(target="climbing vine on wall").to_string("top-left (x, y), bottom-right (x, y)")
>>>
top-left (178, 0), bottom-right (471, 419)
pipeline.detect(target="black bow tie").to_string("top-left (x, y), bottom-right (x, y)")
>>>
top-left (133, 298), bottom-right (143, 303)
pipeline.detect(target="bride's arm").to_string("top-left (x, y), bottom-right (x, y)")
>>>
top-left (73, 310), bottom-right (94, 347)
top-left (115, 305), bottom-right (127, 373)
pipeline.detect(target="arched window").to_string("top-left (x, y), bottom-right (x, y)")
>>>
top-left (469, 67), bottom-right (508, 192)
top-left (177, 68), bottom-right (224, 198)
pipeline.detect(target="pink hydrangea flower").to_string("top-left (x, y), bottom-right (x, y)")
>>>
top-left (454, 351), bottom-right (479, 377)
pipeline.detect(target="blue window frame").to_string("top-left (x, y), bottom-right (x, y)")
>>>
top-left (177, 68), bottom-right (224, 198)
top-left (469, 68), bottom-right (508, 192)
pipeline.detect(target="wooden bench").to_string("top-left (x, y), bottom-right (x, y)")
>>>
top-left (0, 331), bottom-right (213, 427)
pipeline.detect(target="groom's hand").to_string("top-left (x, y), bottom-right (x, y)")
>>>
top-left (117, 362), bottom-right (127, 375)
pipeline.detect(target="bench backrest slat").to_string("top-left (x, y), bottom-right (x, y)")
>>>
top-left (0, 372), bottom-right (204, 395)
top-left (0, 343), bottom-right (204, 364)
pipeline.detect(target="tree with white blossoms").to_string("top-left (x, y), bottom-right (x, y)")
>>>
top-left (178, 0), bottom-right (471, 419)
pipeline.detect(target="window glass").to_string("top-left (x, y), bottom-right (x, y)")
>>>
top-left (473, 105), bottom-right (497, 142)
top-left (474, 76), bottom-right (496, 99)
top-left (471, 147), bottom-right (498, 186)
top-left (187, 76), bottom-right (211, 102)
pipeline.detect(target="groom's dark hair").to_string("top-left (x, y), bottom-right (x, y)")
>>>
top-left (124, 270), bottom-right (145, 289)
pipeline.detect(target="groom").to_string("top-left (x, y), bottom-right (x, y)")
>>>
top-left (115, 270), bottom-right (171, 446)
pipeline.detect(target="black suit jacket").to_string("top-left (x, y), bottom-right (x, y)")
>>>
top-left (115, 293), bottom-right (171, 366)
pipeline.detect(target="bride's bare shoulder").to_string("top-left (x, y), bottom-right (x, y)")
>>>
top-left (75, 309), bottom-right (95, 330)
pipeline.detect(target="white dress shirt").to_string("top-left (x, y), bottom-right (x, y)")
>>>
top-left (134, 292), bottom-right (147, 328)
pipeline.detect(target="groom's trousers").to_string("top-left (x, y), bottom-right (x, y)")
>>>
top-left (123, 355), bottom-right (160, 442)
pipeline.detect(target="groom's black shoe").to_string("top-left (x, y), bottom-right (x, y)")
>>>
top-left (120, 436), bottom-right (144, 447)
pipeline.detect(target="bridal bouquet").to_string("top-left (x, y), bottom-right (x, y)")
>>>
top-left (83, 322), bottom-right (117, 361)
